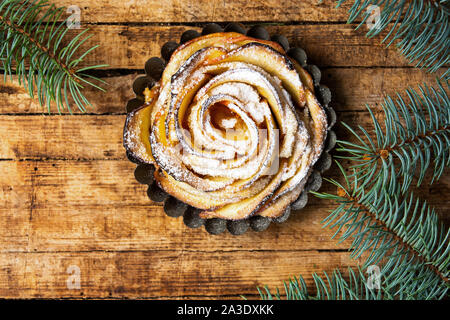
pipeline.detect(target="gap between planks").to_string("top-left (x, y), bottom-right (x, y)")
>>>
top-left (0, 67), bottom-right (444, 115)
top-left (0, 110), bottom-right (441, 161)
top-left (1, 248), bottom-right (351, 254)
top-left (47, 0), bottom-right (354, 23)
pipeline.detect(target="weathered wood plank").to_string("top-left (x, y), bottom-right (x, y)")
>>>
top-left (1, 108), bottom-right (447, 160)
top-left (1, 112), bottom-right (448, 218)
top-left (0, 68), bottom-right (442, 114)
top-left (30, 160), bottom-right (450, 211)
top-left (0, 159), bottom-right (359, 252)
top-left (0, 159), bottom-right (448, 254)
top-left (0, 161), bottom-right (34, 251)
top-left (0, 250), bottom-right (359, 298)
top-left (51, 0), bottom-right (352, 23)
top-left (0, 74), bottom-right (135, 115)
top-left (4, 205), bottom-right (353, 253)
top-left (0, 0), bottom-right (446, 301)
top-left (12, 24), bottom-right (395, 71)
top-left (0, 118), bottom-right (448, 299)
top-left (0, 115), bottom-right (124, 160)
top-left (0, 113), bottom-right (339, 160)
top-left (66, 24), bottom-right (410, 69)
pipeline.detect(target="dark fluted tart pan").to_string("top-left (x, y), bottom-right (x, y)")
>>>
top-left (125, 23), bottom-right (336, 235)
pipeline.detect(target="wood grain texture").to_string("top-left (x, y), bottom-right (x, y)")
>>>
top-left (0, 68), bottom-right (443, 114)
top-left (0, 112), bottom-right (384, 160)
top-left (69, 24), bottom-right (410, 69)
top-left (0, 0), bottom-right (448, 299)
top-left (0, 251), bottom-right (358, 298)
top-left (51, 0), bottom-right (352, 23)
top-left (1, 159), bottom-right (448, 254)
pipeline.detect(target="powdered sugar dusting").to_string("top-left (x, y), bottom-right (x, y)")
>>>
top-left (130, 37), bottom-right (328, 218)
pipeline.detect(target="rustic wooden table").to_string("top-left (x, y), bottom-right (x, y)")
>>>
top-left (0, 0), bottom-right (448, 299)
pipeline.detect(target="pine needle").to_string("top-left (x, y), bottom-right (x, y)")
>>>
top-left (337, 0), bottom-right (450, 80)
top-left (0, 0), bottom-right (107, 113)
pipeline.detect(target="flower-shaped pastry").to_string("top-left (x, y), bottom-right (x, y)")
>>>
top-left (124, 30), bottom-right (329, 223)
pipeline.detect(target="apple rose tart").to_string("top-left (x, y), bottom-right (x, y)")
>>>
top-left (124, 30), bottom-right (329, 221)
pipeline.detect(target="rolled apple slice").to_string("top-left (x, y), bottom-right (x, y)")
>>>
top-left (125, 30), bottom-right (330, 222)
top-left (162, 32), bottom-right (285, 84)
top-left (199, 160), bottom-right (288, 220)
top-left (123, 85), bottom-right (160, 164)
top-left (208, 42), bottom-right (307, 107)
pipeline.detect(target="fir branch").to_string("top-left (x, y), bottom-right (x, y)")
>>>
top-left (332, 180), bottom-right (447, 284)
top-left (258, 268), bottom-right (384, 300)
top-left (254, 81), bottom-right (449, 300)
top-left (0, 0), bottom-right (108, 113)
top-left (336, 79), bottom-right (450, 194)
top-left (259, 166), bottom-right (448, 300)
top-left (312, 162), bottom-right (449, 299)
top-left (336, 0), bottom-right (450, 79)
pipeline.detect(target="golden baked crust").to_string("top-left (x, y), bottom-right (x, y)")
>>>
top-left (124, 32), bottom-right (328, 220)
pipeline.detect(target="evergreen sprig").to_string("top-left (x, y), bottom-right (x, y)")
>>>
top-left (313, 163), bottom-right (449, 299)
top-left (259, 164), bottom-right (449, 300)
top-left (255, 80), bottom-right (449, 300)
top-left (0, 0), bottom-right (107, 113)
top-left (337, 79), bottom-right (449, 194)
top-left (337, 0), bottom-right (450, 79)
top-left (258, 267), bottom-right (383, 300)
